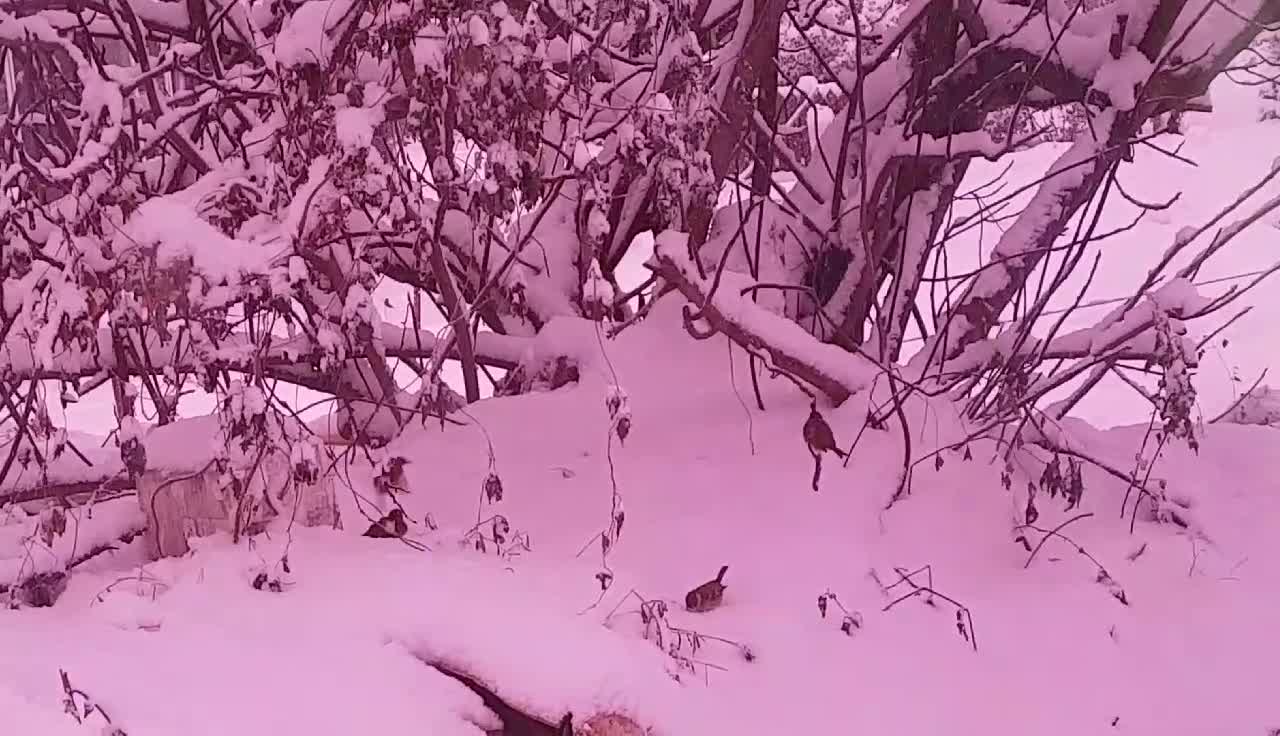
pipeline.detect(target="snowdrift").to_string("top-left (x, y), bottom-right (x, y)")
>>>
top-left (3, 297), bottom-right (1280, 735)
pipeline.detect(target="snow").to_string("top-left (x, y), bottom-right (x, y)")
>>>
top-left (0, 12), bottom-right (122, 181)
top-left (1091, 48), bottom-right (1155, 111)
top-left (0, 495), bottom-right (143, 583)
top-left (118, 198), bottom-right (281, 283)
top-left (652, 231), bottom-right (879, 395)
top-left (1167, 0), bottom-right (1268, 71)
top-left (273, 0), bottom-right (355, 68)
top-left (7, 22), bottom-right (1280, 736)
top-left (468, 14), bottom-right (491, 46)
top-left (0, 428), bottom-right (121, 497)
top-left (134, 414), bottom-right (226, 473)
top-left (9, 298), bottom-right (1280, 734)
top-left (1218, 383), bottom-right (1280, 425)
top-left (334, 105), bottom-right (385, 150)
top-left (977, 1), bottom-right (1111, 80)
top-left (411, 24), bottom-right (448, 71)
top-left (898, 130), bottom-right (1004, 159)
top-left (383, 322), bottom-right (529, 368)
top-left (0, 684), bottom-right (93, 735)
top-left (573, 139), bottom-right (603, 170)
top-left (906, 73), bottom-right (1280, 428)
top-left (913, 111), bottom-right (1115, 370)
top-left (2, 536), bottom-right (510, 736)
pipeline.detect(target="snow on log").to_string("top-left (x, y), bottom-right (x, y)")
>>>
top-left (0, 430), bottom-right (125, 504)
top-left (0, 323), bottom-right (529, 383)
top-left (648, 230), bottom-right (878, 403)
top-left (1, 494), bottom-right (145, 606)
top-left (381, 323), bottom-right (530, 369)
top-left (137, 415), bottom-right (339, 559)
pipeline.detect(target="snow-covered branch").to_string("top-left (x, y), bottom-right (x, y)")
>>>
top-left (650, 232), bottom-right (877, 403)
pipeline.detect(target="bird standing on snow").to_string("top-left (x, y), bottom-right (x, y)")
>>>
top-left (685, 565), bottom-right (729, 612)
top-left (363, 508), bottom-right (408, 538)
top-left (803, 402), bottom-right (846, 459)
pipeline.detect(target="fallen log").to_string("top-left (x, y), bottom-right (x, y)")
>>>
top-left (435, 665), bottom-right (567, 736)
top-left (430, 664), bottom-right (649, 736)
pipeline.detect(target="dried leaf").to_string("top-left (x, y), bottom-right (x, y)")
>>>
top-left (483, 473), bottom-right (504, 503)
top-left (840, 614), bottom-right (862, 636)
top-left (817, 594), bottom-right (828, 618)
top-left (1096, 570), bottom-right (1130, 605)
top-left (595, 570), bottom-right (613, 591)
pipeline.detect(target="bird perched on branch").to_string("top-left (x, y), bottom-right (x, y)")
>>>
top-left (363, 508), bottom-right (408, 538)
top-left (803, 402), bottom-right (846, 459)
top-left (685, 565), bottom-right (729, 613)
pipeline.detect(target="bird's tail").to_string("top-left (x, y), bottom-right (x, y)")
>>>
top-left (716, 565), bottom-right (729, 584)
top-left (833, 446), bottom-right (848, 459)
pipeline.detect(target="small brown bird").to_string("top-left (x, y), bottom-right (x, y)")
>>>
top-left (803, 402), bottom-right (846, 459)
top-left (363, 508), bottom-right (408, 538)
top-left (685, 565), bottom-right (729, 613)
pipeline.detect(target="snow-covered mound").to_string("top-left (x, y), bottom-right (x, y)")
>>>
top-left (4, 297), bottom-right (1280, 735)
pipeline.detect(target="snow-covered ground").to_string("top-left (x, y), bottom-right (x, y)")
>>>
top-left (4, 76), bottom-right (1280, 736)
top-left (5, 293), bottom-right (1280, 734)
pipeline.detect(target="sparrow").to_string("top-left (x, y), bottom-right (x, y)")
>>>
top-left (362, 508), bottom-right (408, 538)
top-left (804, 402), bottom-right (846, 459)
top-left (685, 565), bottom-right (729, 613)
